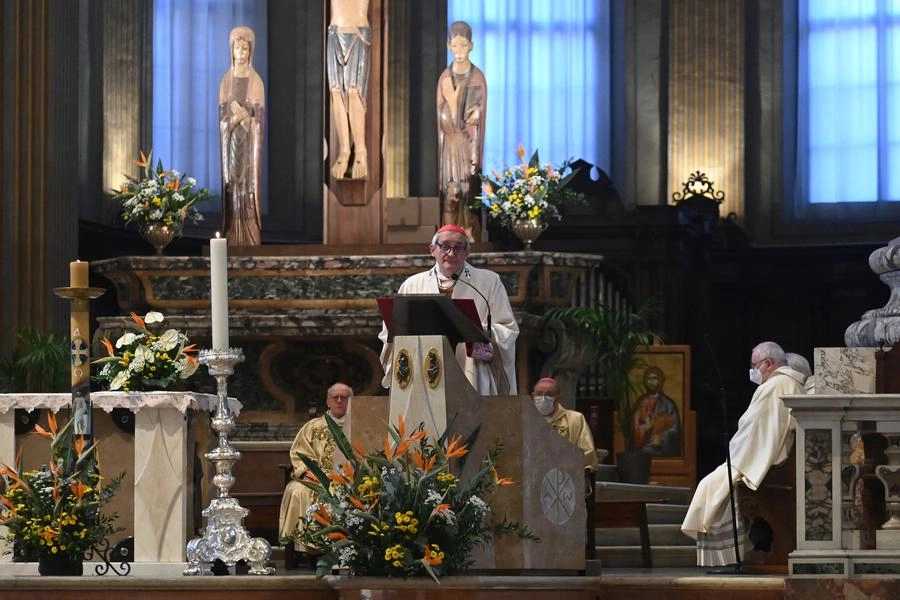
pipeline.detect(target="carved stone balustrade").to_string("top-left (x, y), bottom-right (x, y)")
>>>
top-left (783, 393), bottom-right (900, 578)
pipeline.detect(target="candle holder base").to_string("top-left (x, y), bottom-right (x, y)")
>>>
top-left (183, 497), bottom-right (274, 575)
top-left (184, 348), bottom-right (274, 576)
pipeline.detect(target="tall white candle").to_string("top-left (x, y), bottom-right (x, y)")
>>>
top-left (210, 235), bottom-right (229, 350)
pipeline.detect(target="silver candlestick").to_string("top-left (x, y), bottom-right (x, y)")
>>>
top-left (184, 348), bottom-right (274, 575)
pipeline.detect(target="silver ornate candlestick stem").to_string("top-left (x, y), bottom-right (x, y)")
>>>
top-left (184, 348), bottom-right (274, 575)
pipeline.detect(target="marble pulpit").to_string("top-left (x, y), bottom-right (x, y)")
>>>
top-left (0, 392), bottom-right (237, 564)
top-left (348, 333), bottom-right (586, 571)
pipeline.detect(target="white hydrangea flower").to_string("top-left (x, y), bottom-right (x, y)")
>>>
top-left (425, 489), bottom-right (443, 507)
top-left (467, 495), bottom-right (490, 517)
top-left (337, 545), bottom-right (358, 566)
top-left (346, 515), bottom-right (365, 528)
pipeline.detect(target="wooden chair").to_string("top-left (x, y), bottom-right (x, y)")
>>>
top-left (277, 463), bottom-right (299, 570)
top-left (735, 445), bottom-right (796, 573)
top-left (587, 467), bottom-right (665, 568)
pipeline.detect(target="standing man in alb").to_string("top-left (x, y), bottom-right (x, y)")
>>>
top-left (379, 224), bottom-right (518, 395)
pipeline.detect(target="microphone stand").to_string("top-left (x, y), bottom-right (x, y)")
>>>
top-left (705, 334), bottom-right (743, 574)
top-left (451, 271), bottom-right (491, 331)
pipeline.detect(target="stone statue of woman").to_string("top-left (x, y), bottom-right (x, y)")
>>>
top-left (437, 21), bottom-right (487, 241)
top-left (219, 25), bottom-right (265, 246)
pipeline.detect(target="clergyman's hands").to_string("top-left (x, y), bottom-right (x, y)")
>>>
top-left (472, 342), bottom-right (494, 362)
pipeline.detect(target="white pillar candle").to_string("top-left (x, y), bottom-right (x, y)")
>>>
top-left (210, 235), bottom-right (229, 350)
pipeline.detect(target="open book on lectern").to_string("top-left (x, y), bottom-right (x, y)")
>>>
top-left (377, 294), bottom-right (489, 352)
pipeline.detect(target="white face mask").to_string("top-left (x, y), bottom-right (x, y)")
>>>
top-left (749, 368), bottom-right (763, 385)
top-left (534, 395), bottom-right (556, 416)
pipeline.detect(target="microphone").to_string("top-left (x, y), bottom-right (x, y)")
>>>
top-left (704, 332), bottom-right (743, 574)
top-left (451, 271), bottom-right (492, 332)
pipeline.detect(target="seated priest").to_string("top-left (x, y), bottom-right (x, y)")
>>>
top-left (532, 377), bottom-right (599, 469)
top-left (278, 382), bottom-right (352, 549)
top-left (378, 224), bottom-right (519, 394)
top-left (681, 341), bottom-right (806, 566)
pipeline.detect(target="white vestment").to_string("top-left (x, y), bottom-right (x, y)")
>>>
top-left (379, 262), bottom-right (518, 395)
top-left (681, 366), bottom-right (806, 566)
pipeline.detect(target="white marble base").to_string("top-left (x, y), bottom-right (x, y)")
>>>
top-left (877, 529), bottom-right (900, 550)
top-left (843, 530), bottom-right (866, 550)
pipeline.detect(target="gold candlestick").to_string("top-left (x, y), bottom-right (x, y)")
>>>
top-left (54, 260), bottom-right (105, 437)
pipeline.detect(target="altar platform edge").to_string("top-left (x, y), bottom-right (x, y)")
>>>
top-left (0, 566), bottom-right (793, 600)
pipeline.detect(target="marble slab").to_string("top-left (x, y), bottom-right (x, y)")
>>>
top-left (813, 347), bottom-right (877, 394)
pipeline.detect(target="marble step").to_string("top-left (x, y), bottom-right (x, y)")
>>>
top-left (595, 480), bottom-right (693, 504)
top-left (595, 544), bottom-right (698, 568)
top-left (594, 500), bottom-right (689, 524)
top-left (596, 523), bottom-right (695, 547)
top-left (646, 502), bottom-right (689, 525)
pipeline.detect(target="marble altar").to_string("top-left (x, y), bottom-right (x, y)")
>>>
top-left (90, 252), bottom-right (620, 431)
top-left (0, 392), bottom-right (238, 564)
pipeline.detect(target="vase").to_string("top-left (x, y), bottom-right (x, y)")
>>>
top-left (142, 223), bottom-right (175, 256)
top-left (510, 218), bottom-right (547, 250)
top-left (38, 554), bottom-right (84, 576)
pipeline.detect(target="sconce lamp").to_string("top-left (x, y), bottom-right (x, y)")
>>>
top-left (673, 171), bottom-right (724, 272)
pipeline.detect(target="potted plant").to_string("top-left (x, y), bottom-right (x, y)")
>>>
top-left (545, 300), bottom-right (661, 483)
top-left (291, 415), bottom-right (536, 580)
top-left (112, 150), bottom-right (207, 255)
top-left (0, 326), bottom-right (69, 393)
top-left (92, 311), bottom-right (199, 392)
top-left (0, 412), bottom-right (123, 575)
top-left (476, 145), bottom-right (584, 249)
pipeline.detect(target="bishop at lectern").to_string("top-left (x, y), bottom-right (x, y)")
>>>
top-left (378, 224), bottom-right (518, 394)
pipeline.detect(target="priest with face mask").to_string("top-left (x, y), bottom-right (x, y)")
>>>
top-left (681, 341), bottom-right (806, 567)
top-left (532, 377), bottom-right (598, 468)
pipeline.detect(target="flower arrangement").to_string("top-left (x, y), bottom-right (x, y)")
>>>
top-left (292, 415), bottom-right (537, 580)
top-left (0, 413), bottom-right (123, 562)
top-left (476, 145), bottom-right (584, 228)
top-left (113, 150), bottom-right (206, 235)
top-left (92, 311), bottom-right (199, 392)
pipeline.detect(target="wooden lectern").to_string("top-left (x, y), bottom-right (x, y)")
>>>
top-left (348, 295), bottom-right (586, 571)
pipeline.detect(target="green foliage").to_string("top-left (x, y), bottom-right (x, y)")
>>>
top-left (0, 327), bottom-right (69, 393)
top-left (545, 300), bottom-right (661, 450)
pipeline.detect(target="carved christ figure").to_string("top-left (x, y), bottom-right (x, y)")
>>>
top-left (327, 0), bottom-right (371, 179)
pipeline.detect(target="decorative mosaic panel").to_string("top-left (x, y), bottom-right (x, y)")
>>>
top-left (791, 562), bottom-right (845, 576)
top-left (854, 562), bottom-right (900, 575)
top-left (805, 428), bottom-right (834, 541)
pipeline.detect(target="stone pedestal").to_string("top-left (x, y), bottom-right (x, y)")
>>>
top-left (363, 333), bottom-right (586, 571)
top-left (784, 393), bottom-right (900, 577)
top-left (0, 392), bottom-right (236, 563)
top-left (845, 236), bottom-right (900, 347)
